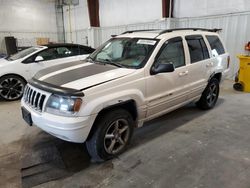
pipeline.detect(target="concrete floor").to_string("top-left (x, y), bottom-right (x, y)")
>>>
top-left (0, 80), bottom-right (250, 188)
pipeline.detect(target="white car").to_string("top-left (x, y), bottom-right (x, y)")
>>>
top-left (0, 43), bottom-right (95, 101)
top-left (21, 28), bottom-right (230, 162)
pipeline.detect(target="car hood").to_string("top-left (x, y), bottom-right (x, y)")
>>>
top-left (0, 58), bottom-right (12, 67)
top-left (33, 61), bottom-right (136, 91)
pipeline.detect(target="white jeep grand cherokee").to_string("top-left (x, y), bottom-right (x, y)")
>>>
top-left (21, 28), bottom-right (230, 162)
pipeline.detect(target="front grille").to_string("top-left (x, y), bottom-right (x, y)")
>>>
top-left (23, 85), bottom-right (47, 112)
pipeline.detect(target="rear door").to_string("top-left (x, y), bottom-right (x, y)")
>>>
top-left (146, 37), bottom-right (190, 118)
top-left (184, 35), bottom-right (211, 99)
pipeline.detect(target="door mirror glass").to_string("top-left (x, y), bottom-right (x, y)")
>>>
top-left (35, 56), bottom-right (44, 62)
top-left (151, 62), bottom-right (175, 75)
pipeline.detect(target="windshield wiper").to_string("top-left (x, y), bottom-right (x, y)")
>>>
top-left (99, 59), bottom-right (124, 68)
top-left (87, 57), bottom-right (125, 68)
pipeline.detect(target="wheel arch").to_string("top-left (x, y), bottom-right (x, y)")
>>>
top-left (0, 73), bottom-right (27, 83)
top-left (86, 99), bottom-right (138, 141)
top-left (209, 72), bottom-right (222, 83)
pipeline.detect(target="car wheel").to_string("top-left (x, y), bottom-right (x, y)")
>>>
top-left (0, 75), bottom-right (26, 101)
top-left (86, 109), bottom-right (134, 162)
top-left (197, 78), bottom-right (219, 110)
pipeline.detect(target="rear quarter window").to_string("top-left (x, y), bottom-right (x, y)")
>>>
top-left (206, 35), bottom-right (225, 56)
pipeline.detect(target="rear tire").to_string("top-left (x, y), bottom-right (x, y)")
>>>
top-left (86, 109), bottom-right (134, 162)
top-left (196, 78), bottom-right (219, 110)
top-left (0, 75), bottom-right (26, 101)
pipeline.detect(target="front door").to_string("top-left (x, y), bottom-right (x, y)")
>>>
top-left (145, 37), bottom-right (190, 118)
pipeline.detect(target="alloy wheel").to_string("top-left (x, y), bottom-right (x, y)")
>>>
top-left (104, 119), bottom-right (130, 155)
top-left (206, 83), bottom-right (218, 106)
top-left (0, 77), bottom-right (25, 100)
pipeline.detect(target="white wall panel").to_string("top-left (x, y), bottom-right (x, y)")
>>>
top-left (99, 0), bottom-right (162, 27)
top-left (65, 29), bottom-right (88, 45)
top-left (173, 0), bottom-right (250, 18)
top-left (0, 0), bottom-right (57, 32)
top-left (63, 0), bottom-right (89, 43)
top-left (0, 0), bottom-right (58, 53)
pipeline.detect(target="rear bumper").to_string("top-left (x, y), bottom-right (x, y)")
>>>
top-left (21, 100), bottom-right (96, 143)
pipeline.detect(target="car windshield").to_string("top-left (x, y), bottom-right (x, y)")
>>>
top-left (89, 38), bottom-right (158, 68)
top-left (6, 47), bottom-right (40, 61)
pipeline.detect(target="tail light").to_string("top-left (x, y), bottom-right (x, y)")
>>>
top-left (227, 56), bottom-right (230, 69)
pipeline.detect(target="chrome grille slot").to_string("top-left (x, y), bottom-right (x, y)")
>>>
top-left (31, 91), bottom-right (36, 106)
top-left (23, 85), bottom-right (47, 112)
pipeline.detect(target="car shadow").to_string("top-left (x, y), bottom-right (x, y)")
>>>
top-left (131, 99), bottom-right (224, 148)
top-left (20, 99), bottom-right (225, 187)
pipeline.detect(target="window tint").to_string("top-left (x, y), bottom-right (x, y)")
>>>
top-left (79, 47), bottom-right (87, 54)
top-left (156, 37), bottom-right (185, 68)
top-left (37, 48), bottom-right (59, 61)
top-left (56, 47), bottom-right (73, 57)
top-left (186, 35), bottom-right (209, 63)
top-left (69, 46), bottom-right (80, 56)
top-left (79, 46), bottom-right (95, 54)
top-left (36, 46), bottom-right (81, 61)
top-left (206, 35), bottom-right (225, 56)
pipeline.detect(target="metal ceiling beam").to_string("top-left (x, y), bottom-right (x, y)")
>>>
top-left (87, 0), bottom-right (100, 27)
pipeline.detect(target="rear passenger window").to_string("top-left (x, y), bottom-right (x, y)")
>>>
top-left (186, 35), bottom-right (209, 63)
top-left (206, 35), bottom-right (225, 56)
top-left (156, 37), bottom-right (185, 68)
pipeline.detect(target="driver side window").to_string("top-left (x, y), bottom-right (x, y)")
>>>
top-left (157, 37), bottom-right (185, 69)
top-left (36, 48), bottom-right (59, 61)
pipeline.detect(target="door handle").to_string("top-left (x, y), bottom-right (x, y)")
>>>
top-left (178, 70), bottom-right (188, 77)
top-left (206, 62), bottom-right (214, 67)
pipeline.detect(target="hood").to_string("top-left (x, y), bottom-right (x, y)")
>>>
top-left (33, 61), bottom-right (136, 91)
top-left (0, 58), bottom-right (11, 67)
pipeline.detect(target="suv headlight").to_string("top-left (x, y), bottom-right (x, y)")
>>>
top-left (45, 94), bottom-right (82, 116)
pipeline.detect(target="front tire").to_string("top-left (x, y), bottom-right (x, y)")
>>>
top-left (86, 109), bottom-right (134, 162)
top-left (0, 75), bottom-right (26, 101)
top-left (197, 78), bottom-right (220, 110)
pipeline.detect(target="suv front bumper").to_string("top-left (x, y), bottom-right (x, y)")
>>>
top-left (21, 100), bottom-right (96, 143)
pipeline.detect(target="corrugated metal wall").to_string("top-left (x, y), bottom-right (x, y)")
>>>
top-left (73, 12), bottom-right (250, 78)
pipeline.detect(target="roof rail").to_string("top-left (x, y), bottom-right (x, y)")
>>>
top-left (119, 28), bottom-right (222, 38)
top-left (121, 29), bottom-right (158, 35)
top-left (158, 28), bottom-right (222, 35)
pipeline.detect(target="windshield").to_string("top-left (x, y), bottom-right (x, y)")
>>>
top-left (89, 38), bottom-right (158, 68)
top-left (6, 47), bottom-right (41, 61)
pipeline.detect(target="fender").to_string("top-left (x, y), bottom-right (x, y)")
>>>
top-left (79, 89), bottom-right (147, 120)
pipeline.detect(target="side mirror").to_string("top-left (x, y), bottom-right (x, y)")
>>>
top-left (35, 56), bottom-right (44, 62)
top-left (151, 63), bottom-right (175, 75)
